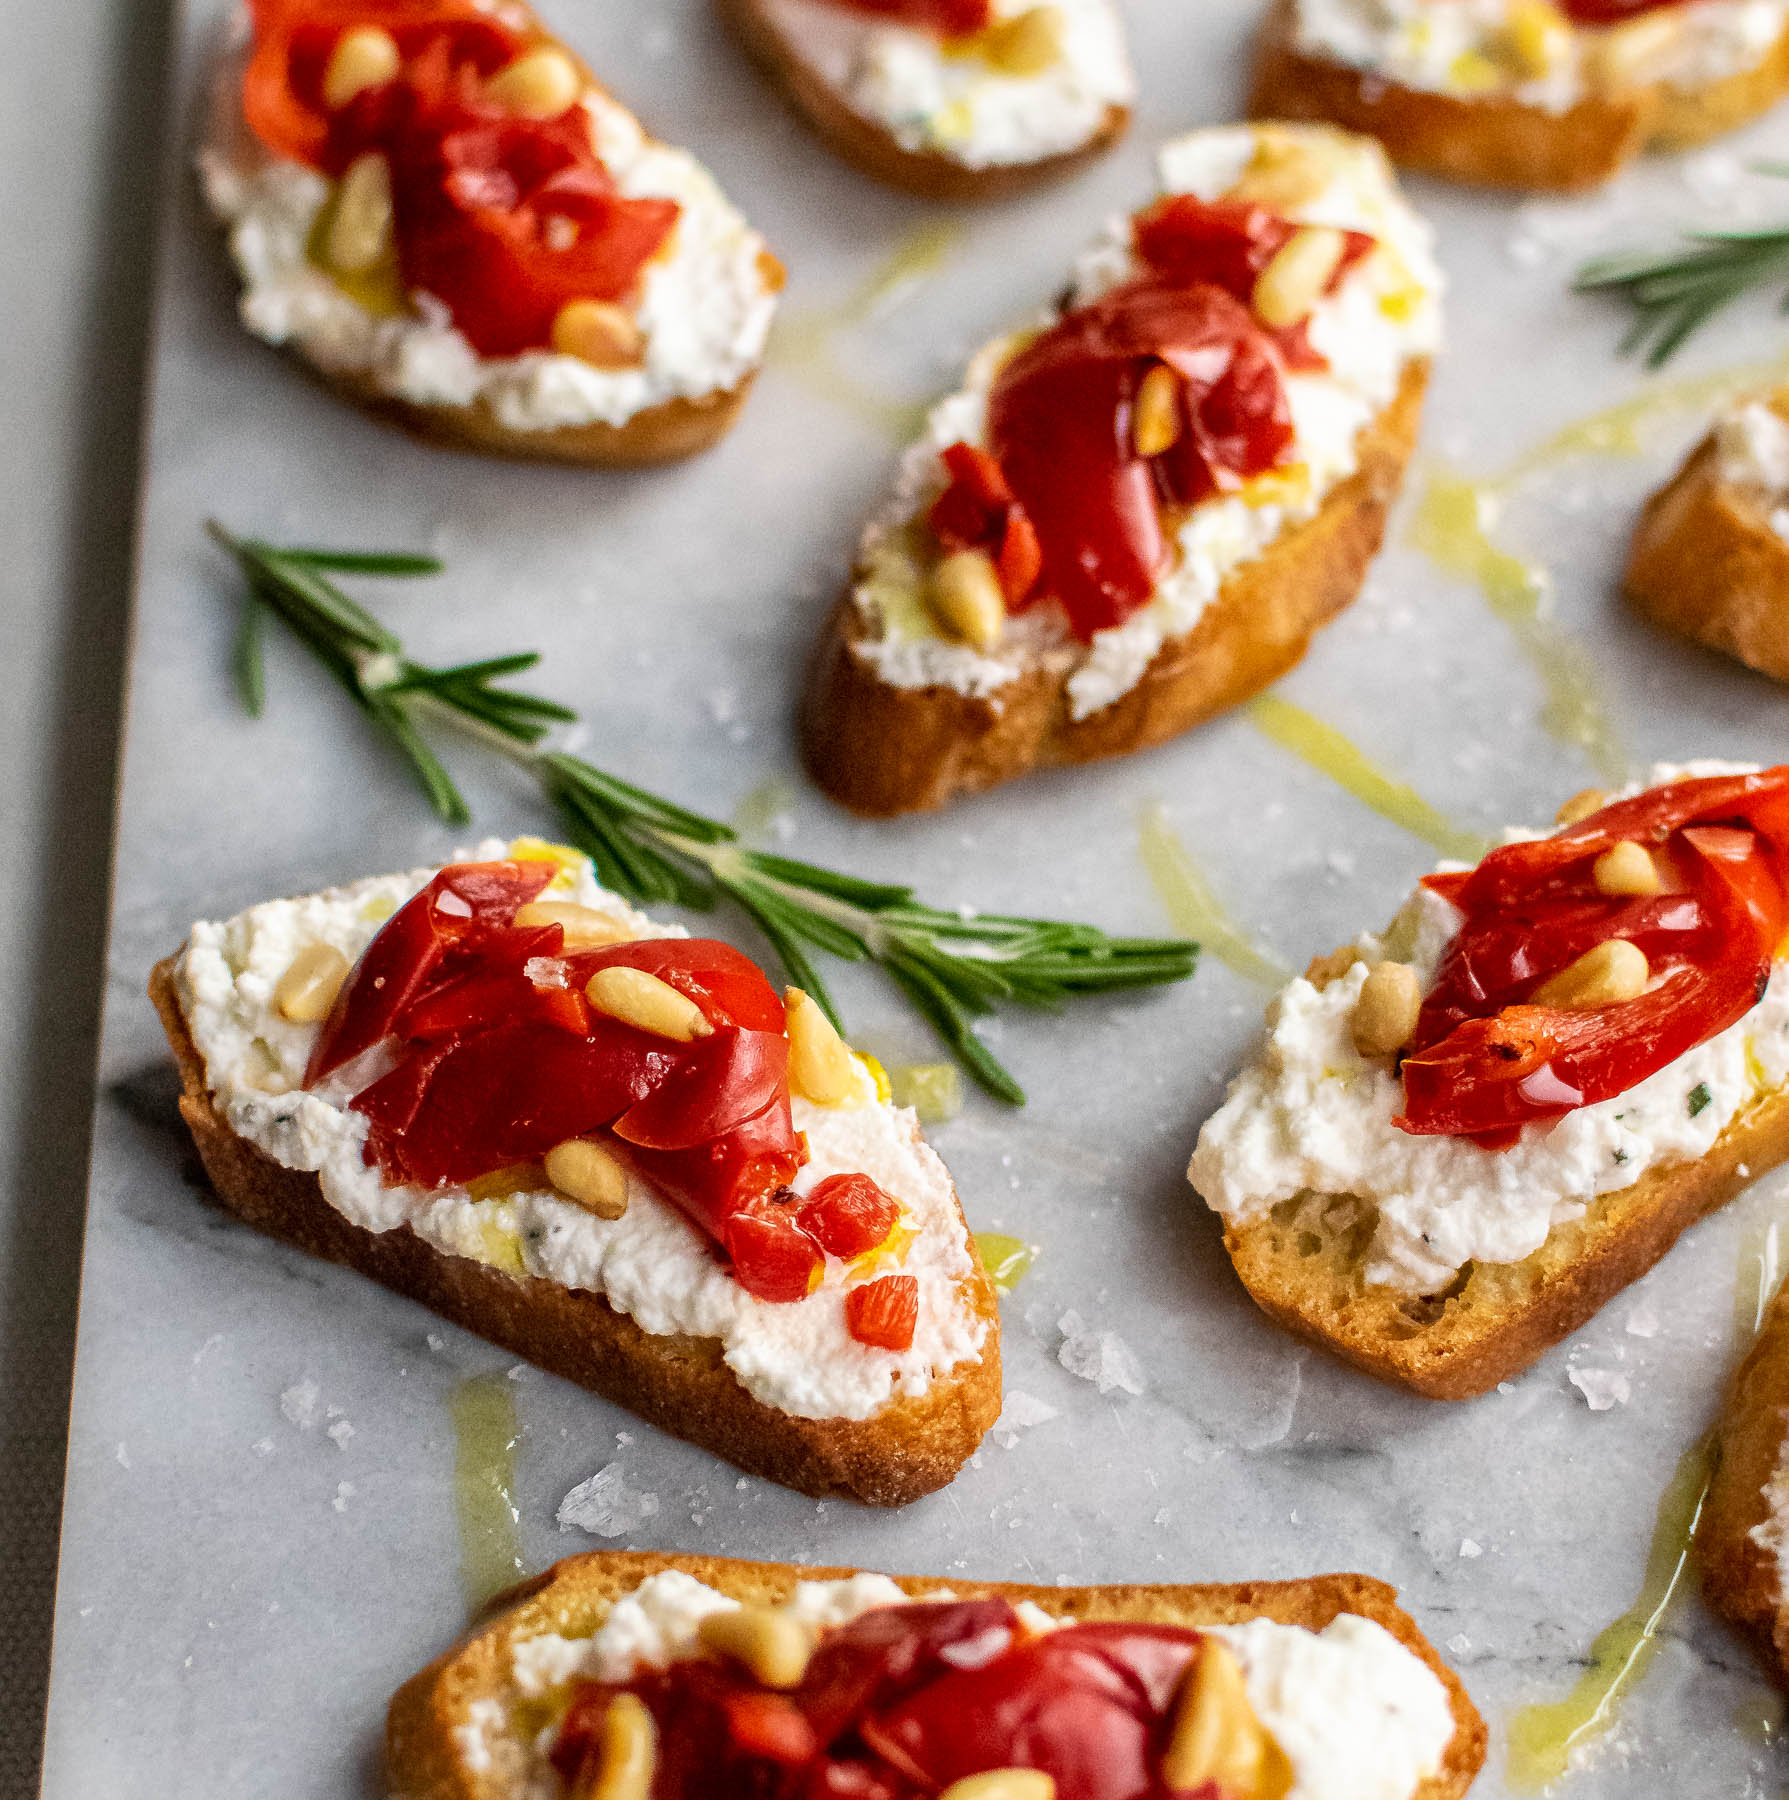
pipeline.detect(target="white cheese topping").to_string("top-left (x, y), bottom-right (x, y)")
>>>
top-left (498, 1571), bottom-right (1455, 1800)
top-left (1750, 1421), bottom-right (1789, 1596)
top-left (175, 842), bottom-right (986, 1420)
top-left (756, 0), bottom-right (1133, 168)
top-left (849, 124), bottom-right (1442, 722)
top-left (1718, 398), bottom-right (1789, 539)
top-left (194, 15), bottom-right (778, 432)
top-left (1292, 0), bottom-right (1789, 112)
top-left (1190, 763), bottom-right (1789, 1293)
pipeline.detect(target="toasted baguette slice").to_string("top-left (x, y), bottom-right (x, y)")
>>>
top-left (149, 922), bottom-right (999, 1507)
top-left (198, 8), bottom-right (781, 464)
top-left (1626, 401), bottom-right (1789, 686)
top-left (386, 1551), bottom-right (1488, 1800)
top-left (717, 0), bottom-right (1130, 199)
top-left (1249, 0), bottom-right (1789, 192)
top-left (1191, 766), bottom-right (1789, 1400)
top-left (1700, 1279), bottom-right (1789, 1687)
top-left (803, 124), bottom-right (1439, 817)
top-left (1223, 1079), bottom-right (1789, 1400)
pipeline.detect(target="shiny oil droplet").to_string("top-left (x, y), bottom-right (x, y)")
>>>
top-left (451, 1371), bottom-right (525, 1614)
top-left (973, 1233), bottom-right (1036, 1294)
top-left (1137, 802), bottom-right (1289, 987)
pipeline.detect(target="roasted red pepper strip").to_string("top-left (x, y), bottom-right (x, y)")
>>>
top-left (1397, 770), bottom-right (1789, 1140)
top-left (241, 0), bottom-right (681, 356)
top-left (820, 0), bottom-right (992, 32)
top-left (1559, 0), bottom-right (1690, 21)
top-left (550, 1599), bottom-right (1216, 1800)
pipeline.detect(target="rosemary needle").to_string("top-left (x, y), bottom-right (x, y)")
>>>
top-left (1576, 168), bottom-right (1789, 367)
top-left (206, 521), bottom-right (1199, 1103)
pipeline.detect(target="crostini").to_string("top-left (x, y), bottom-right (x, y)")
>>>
top-left (197, 0), bottom-right (782, 463)
top-left (1249, 0), bottom-right (1789, 192)
top-left (149, 841), bottom-right (999, 1504)
top-left (1626, 390), bottom-right (1789, 686)
top-left (803, 123), bottom-right (1441, 817)
top-left (719, 0), bottom-right (1134, 198)
top-left (1701, 1274), bottom-right (1789, 1688)
top-left (388, 1551), bottom-right (1487, 1799)
top-left (1189, 764), bottom-right (1789, 1401)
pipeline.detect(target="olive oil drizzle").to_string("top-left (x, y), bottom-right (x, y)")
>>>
top-left (1505, 1212), bottom-right (1789, 1789)
top-left (1246, 697), bottom-right (1491, 864)
top-left (973, 1233), bottom-right (1036, 1294)
top-left (451, 1372), bottom-right (525, 1613)
top-left (1138, 803), bottom-right (1289, 987)
top-left (772, 221), bottom-right (965, 437)
top-left (1408, 350), bottom-right (1789, 783)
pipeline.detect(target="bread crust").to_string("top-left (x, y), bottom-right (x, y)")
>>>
top-left (716, 0), bottom-right (1128, 199)
top-left (802, 358), bottom-right (1427, 817)
top-left (315, 363), bottom-right (763, 467)
top-left (1625, 434), bottom-right (1789, 686)
top-left (1700, 1281), bottom-right (1789, 1687)
top-left (148, 957), bottom-right (1000, 1505)
top-left (1216, 1077), bottom-right (1789, 1401)
top-left (1247, 0), bottom-right (1789, 192)
top-left (386, 1551), bottom-right (1488, 1800)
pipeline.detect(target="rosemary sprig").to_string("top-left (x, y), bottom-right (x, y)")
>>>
top-left (1576, 167), bottom-right (1789, 367)
top-left (207, 522), bottom-right (1198, 1103)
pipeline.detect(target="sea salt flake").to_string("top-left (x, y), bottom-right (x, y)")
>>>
top-left (327, 1420), bottom-right (355, 1449)
top-left (557, 1463), bottom-right (661, 1538)
top-left (991, 1389), bottom-right (1060, 1447)
top-left (1569, 1366), bottom-right (1631, 1411)
top-left (1460, 1539), bottom-right (1482, 1559)
top-left (250, 1437), bottom-right (275, 1458)
top-left (332, 1481), bottom-right (355, 1512)
top-left (1059, 1319), bottom-right (1145, 1397)
top-left (280, 1379), bottom-right (321, 1429)
top-left (1447, 1633), bottom-right (1472, 1655)
top-left (1625, 1303), bottom-right (1661, 1339)
top-left (115, 1443), bottom-right (131, 1469)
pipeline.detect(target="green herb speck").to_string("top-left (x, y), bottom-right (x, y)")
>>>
top-left (1688, 1083), bottom-right (1713, 1118)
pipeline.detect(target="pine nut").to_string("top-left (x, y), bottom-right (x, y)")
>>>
top-left (1162, 1642), bottom-right (1272, 1794)
top-left (1591, 11), bottom-right (1679, 87)
top-left (485, 45), bottom-right (581, 119)
top-left (1251, 226), bottom-right (1346, 330)
top-left (697, 1606), bottom-right (814, 1690)
top-left (983, 5), bottom-right (1065, 76)
top-left (585, 967), bottom-right (713, 1041)
top-left (927, 549), bottom-right (1007, 652)
top-left (1304, 946), bottom-right (1363, 990)
top-left (1555, 787), bottom-right (1609, 827)
top-left (322, 25), bottom-right (400, 110)
top-left (551, 300), bottom-right (646, 370)
top-left (325, 152), bottom-right (394, 274)
top-left (1351, 961), bottom-right (1422, 1057)
top-left (1593, 841), bottom-right (1662, 898)
top-left (1532, 939), bottom-right (1649, 1009)
top-left (938, 1774), bottom-right (1056, 1800)
top-left (1133, 364), bottom-right (1184, 459)
top-left (274, 944), bottom-right (349, 1024)
top-left (514, 900), bottom-right (636, 949)
top-left (1504, 0), bottom-right (1570, 76)
top-left (785, 988), bottom-right (861, 1106)
top-left (573, 1691), bottom-right (656, 1800)
top-left (544, 1138), bottom-right (629, 1220)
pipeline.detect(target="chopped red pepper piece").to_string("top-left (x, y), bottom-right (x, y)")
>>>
top-left (845, 1275), bottom-right (919, 1352)
top-left (798, 1173), bottom-right (902, 1259)
top-left (1559, 0), bottom-right (1689, 19)
top-left (723, 1207), bottom-right (823, 1303)
top-left (1398, 770), bottom-right (1789, 1141)
top-left (820, 0), bottom-right (992, 33)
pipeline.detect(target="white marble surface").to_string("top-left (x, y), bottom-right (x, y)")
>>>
top-left (35, 1), bottom-right (1789, 1795)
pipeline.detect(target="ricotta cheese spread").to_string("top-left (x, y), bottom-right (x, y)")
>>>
top-left (1190, 763), bottom-right (1789, 1293)
top-left (1292, 0), bottom-right (1789, 113)
top-left (1717, 397), bottom-right (1789, 539)
top-left (492, 1570), bottom-right (1457, 1800)
top-left (849, 124), bottom-right (1442, 722)
top-left (756, 0), bottom-right (1133, 168)
top-left (195, 16), bottom-right (779, 432)
top-left (175, 841), bottom-right (987, 1420)
top-left (1750, 1421), bottom-right (1789, 1593)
